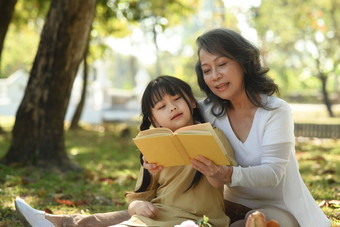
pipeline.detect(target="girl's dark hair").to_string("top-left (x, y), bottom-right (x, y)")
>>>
top-left (195, 28), bottom-right (279, 116)
top-left (136, 75), bottom-right (205, 193)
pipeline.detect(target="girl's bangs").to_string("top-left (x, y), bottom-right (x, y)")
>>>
top-left (150, 82), bottom-right (180, 107)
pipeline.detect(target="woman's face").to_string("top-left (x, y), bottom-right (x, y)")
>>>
top-left (199, 49), bottom-right (245, 102)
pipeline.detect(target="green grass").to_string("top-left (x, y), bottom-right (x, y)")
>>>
top-left (295, 137), bottom-right (340, 225)
top-left (0, 116), bottom-right (339, 226)
top-left (0, 120), bottom-right (141, 227)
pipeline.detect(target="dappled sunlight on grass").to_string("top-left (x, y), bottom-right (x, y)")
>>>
top-left (0, 122), bottom-right (142, 225)
top-left (295, 137), bottom-right (340, 224)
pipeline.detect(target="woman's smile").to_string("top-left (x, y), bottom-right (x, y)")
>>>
top-left (215, 82), bottom-right (230, 92)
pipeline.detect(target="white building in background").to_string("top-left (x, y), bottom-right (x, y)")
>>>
top-left (0, 69), bottom-right (29, 116)
top-left (0, 69), bottom-right (28, 106)
top-left (0, 63), bottom-right (149, 124)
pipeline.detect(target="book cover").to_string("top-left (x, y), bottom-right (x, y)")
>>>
top-left (132, 123), bottom-right (234, 167)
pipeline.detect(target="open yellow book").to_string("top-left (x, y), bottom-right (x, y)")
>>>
top-left (132, 123), bottom-right (235, 167)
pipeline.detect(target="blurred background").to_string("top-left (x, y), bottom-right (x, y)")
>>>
top-left (0, 0), bottom-right (339, 126)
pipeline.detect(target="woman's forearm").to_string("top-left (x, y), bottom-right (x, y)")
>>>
top-left (206, 165), bottom-right (233, 188)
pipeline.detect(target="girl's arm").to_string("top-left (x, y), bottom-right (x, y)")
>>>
top-left (191, 156), bottom-right (233, 188)
top-left (128, 200), bottom-right (158, 218)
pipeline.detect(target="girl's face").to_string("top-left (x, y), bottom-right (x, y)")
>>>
top-left (199, 49), bottom-right (245, 102)
top-left (151, 94), bottom-right (195, 132)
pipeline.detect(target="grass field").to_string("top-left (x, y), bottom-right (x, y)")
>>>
top-left (0, 110), bottom-right (339, 226)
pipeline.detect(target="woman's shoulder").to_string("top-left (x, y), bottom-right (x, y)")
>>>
top-left (261, 95), bottom-right (294, 128)
top-left (259, 95), bottom-right (293, 125)
top-left (262, 95), bottom-right (291, 111)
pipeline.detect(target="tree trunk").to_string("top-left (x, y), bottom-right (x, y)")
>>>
top-left (0, 0), bottom-right (18, 69)
top-left (2, 0), bottom-right (97, 170)
top-left (69, 44), bottom-right (89, 130)
top-left (129, 56), bottom-right (137, 87)
top-left (152, 24), bottom-right (161, 77)
top-left (319, 73), bottom-right (334, 117)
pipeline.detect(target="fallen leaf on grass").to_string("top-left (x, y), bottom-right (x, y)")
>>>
top-left (45, 208), bottom-right (53, 214)
top-left (98, 176), bottom-right (117, 184)
top-left (55, 198), bottom-right (88, 206)
top-left (306, 156), bottom-right (326, 162)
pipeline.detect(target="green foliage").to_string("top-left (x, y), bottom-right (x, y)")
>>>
top-left (0, 25), bottom-right (40, 77)
top-left (251, 0), bottom-right (340, 99)
top-left (93, 0), bottom-right (200, 41)
top-left (94, 0), bottom-right (133, 38)
top-left (0, 0), bottom-right (202, 84)
top-left (11, 0), bottom-right (50, 29)
top-left (196, 215), bottom-right (212, 227)
top-left (0, 0), bottom-right (49, 78)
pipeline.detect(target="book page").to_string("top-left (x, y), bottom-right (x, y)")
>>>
top-left (175, 130), bottom-right (211, 135)
top-left (174, 123), bottom-right (211, 133)
top-left (136, 127), bottom-right (173, 138)
top-left (136, 123), bottom-right (213, 137)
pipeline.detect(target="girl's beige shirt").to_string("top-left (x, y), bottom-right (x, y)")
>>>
top-left (123, 128), bottom-right (234, 227)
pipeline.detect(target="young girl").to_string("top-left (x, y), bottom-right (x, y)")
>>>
top-left (111, 75), bottom-right (234, 226)
top-left (15, 75), bottom-right (235, 227)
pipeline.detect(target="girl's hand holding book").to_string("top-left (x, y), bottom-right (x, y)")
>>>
top-left (143, 156), bottom-right (163, 175)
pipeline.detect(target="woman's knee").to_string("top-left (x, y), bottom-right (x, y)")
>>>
top-left (247, 206), bottom-right (299, 227)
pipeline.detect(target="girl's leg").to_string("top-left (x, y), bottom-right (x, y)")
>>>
top-left (15, 197), bottom-right (54, 227)
top-left (15, 197), bottom-right (130, 227)
top-left (46, 210), bottom-right (130, 227)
